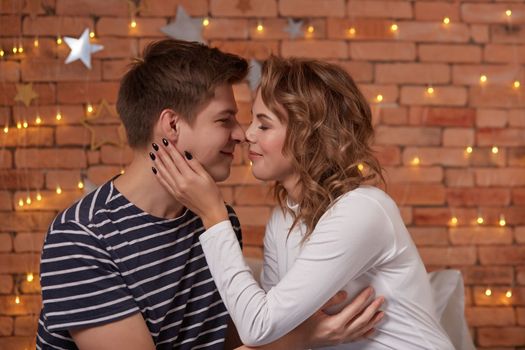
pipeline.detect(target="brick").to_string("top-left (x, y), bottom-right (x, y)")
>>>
top-left (397, 22), bottom-right (470, 43)
top-left (139, 0), bottom-right (208, 16)
top-left (509, 109), bottom-right (525, 127)
top-left (460, 266), bottom-right (513, 285)
top-left (466, 307), bottom-right (515, 326)
top-left (477, 128), bottom-right (525, 147)
top-left (20, 277), bottom-right (41, 294)
top-left (470, 24), bottom-right (489, 44)
top-left (0, 254), bottom-right (40, 274)
top-left (13, 233), bottom-right (46, 252)
top-left (279, 0), bottom-right (344, 17)
top-left (462, 4), bottom-right (525, 24)
top-left (414, 207), bottom-right (476, 226)
top-left (0, 127), bottom-right (54, 147)
top-left (330, 61), bottom-right (373, 83)
top-left (408, 227), bottom-right (448, 246)
top-left (478, 327), bottom-right (525, 347)
top-left (453, 64), bottom-right (521, 85)
top-left (418, 247), bottom-right (476, 266)
top-left (55, 125), bottom-right (90, 146)
top-left (327, 18), bottom-right (394, 41)
top-left (99, 145), bottom-right (133, 165)
top-left (0, 234), bottom-right (12, 252)
top-left (97, 17), bottom-right (165, 37)
top-left (480, 247), bottom-right (525, 265)
top-left (0, 150), bottom-right (12, 169)
top-left (242, 225), bottom-right (265, 246)
top-left (234, 206), bottom-right (271, 227)
top-left (443, 128), bottom-right (474, 147)
top-left (22, 15), bottom-right (93, 36)
top-left (419, 44), bottom-right (482, 63)
top-left (0, 61), bottom-right (20, 82)
top-left (0, 192), bottom-right (12, 211)
top-left (14, 316), bottom-right (38, 336)
top-left (13, 105), bottom-right (86, 126)
top-left (400, 86), bottom-right (467, 106)
top-left (0, 82), bottom-right (55, 106)
top-left (470, 86), bottom-right (525, 108)
top-left (514, 188), bottom-right (525, 205)
top-left (403, 147), bottom-right (469, 166)
top-left (450, 227), bottom-right (513, 245)
top-left (58, 82), bottom-right (119, 104)
top-left (376, 126), bottom-right (441, 146)
top-left (210, 0), bottom-right (277, 17)
top-left (87, 165), bottom-right (121, 185)
top-left (519, 268), bottom-right (525, 285)
top-left (414, 2), bottom-right (460, 21)
top-left (468, 147), bottom-right (506, 167)
top-left (56, 0), bottom-right (128, 16)
top-left (0, 275), bottom-right (13, 294)
top-left (379, 107), bottom-right (408, 125)
top-left (203, 18), bottom-right (249, 40)
top-left (281, 40), bottom-right (347, 59)
top-left (0, 336), bottom-right (34, 349)
top-left (45, 170), bottom-right (81, 190)
top-left (517, 226), bottom-right (525, 244)
top-left (0, 295), bottom-right (41, 316)
top-left (376, 63), bottom-right (449, 84)
top-left (0, 317), bottom-right (13, 336)
top-left (383, 166), bottom-right (443, 183)
top-left (347, 1), bottom-right (412, 19)
top-left (243, 246), bottom-right (263, 259)
top-left (476, 109), bottom-right (508, 128)
top-left (475, 168), bottom-right (525, 187)
top-left (15, 149), bottom-right (87, 169)
top-left (0, 170), bottom-right (45, 189)
top-left (485, 44), bottom-right (525, 64)
top-left (409, 107), bottom-right (475, 127)
top-left (0, 15), bottom-right (21, 36)
top-left (0, 212), bottom-right (55, 232)
top-left (234, 185), bottom-right (275, 206)
top-left (387, 184), bottom-right (446, 205)
top-left (93, 37), bottom-right (138, 59)
top-left (102, 60), bottom-right (129, 81)
top-left (211, 40), bottom-right (278, 60)
top-left (374, 145), bottom-right (401, 166)
top-left (518, 308), bottom-right (525, 325)
top-left (447, 188), bottom-right (511, 207)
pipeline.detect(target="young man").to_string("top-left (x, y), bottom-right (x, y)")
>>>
top-left (37, 39), bottom-right (382, 349)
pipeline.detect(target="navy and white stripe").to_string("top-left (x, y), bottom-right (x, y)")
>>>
top-left (37, 180), bottom-right (242, 349)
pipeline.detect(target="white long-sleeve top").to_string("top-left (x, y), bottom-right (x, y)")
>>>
top-left (199, 186), bottom-right (454, 349)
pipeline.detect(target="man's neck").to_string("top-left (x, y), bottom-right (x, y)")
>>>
top-left (113, 151), bottom-right (185, 219)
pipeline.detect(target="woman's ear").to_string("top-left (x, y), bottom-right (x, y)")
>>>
top-left (158, 108), bottom-right (181, 142)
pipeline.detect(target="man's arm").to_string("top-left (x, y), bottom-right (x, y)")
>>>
top-left (230, 288), bottom-right (384, 350)
top-left (70, 313), bottom-right (156, 350)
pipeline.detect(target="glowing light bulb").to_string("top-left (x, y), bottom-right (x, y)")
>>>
top-left (36, 192), bottom-right (42, 201)
top-left (443, 17), bottom-right (450, 25)
top-left (78, 181), bottom-right (84, 189)
top-left (130, 19), bottom-right (137, 28)
top-left (16, 122), bottom-right (22, 129)
top-left (86, 104), bottom-right (94, 114)
top-left (256, 22), bottom-right (264, 32)
top-left (484, 288), bottom-right (492, 297)
top-left (18, 46), bottom-right (24, 53)
top-left (18, 198), bottom-right (24, 207)
top-left (357, 163), bottom-right (364, 171)
top-left (26, 273), bottom-right (34, 282)
top-left (513, 80), bottom-right (520, 89)
top-left (202, 18), bottom-right (210, 27)
top-left (411, 157), bottom-right (420, 166)
top-left (465, 146), bottom-right (473, 154)
top-left (505, 290), bottom-right (512, 298)
top-left (492, 146), bottom-right (499, 154)
top-left (15, 296), bottom-right (20, 304)
top-left (426, 86), bottom-right (434, 95)
top-left (22, 121), bottom-right (28, 128)
top-left (56, 36), bottom-right (62, 45)
top-left (348, 27), bottom-right (357, 36)
top-left (499, 215), bottom-right (506, 227)
top-left (35, 115), bottom-right (42, 125)
top-left (120, 168), bottom-right (125, 175)
top-left (307, 25), bottom-right (314, 33)
top-left (12, 47), bottom-right (17, 54)
top-left (56, 112), bottom-right (62, 121)
top-left (25, 196), bottom-right (31, 205)
top-left (506, 9), bottom-right (512, 17)
top-left (33, 38), bottom-right (39, 47)
top-left (0, 49), bottom-right (4, 57)
top-left (56, 185), bottom-right (62, 195)
top-left (480, 75), bottom-right (487, 83)
top-left (390, 23), bottom-right (398, 32)
top-left (3, 126), bottom-right (8, 133)
top-left (450, 216), bottom-right (458, 226)
top-left (477, 216), bottom-right (484, 225)
top-left (375, 94), bottom-right (383, 102)
top-left (89, 31), bottom-right (95, 38)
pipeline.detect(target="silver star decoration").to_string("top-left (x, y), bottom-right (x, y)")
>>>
top-left (64, 28), bottom-right (103, 69)
top-left (161, 6), bottom-right (204, 43)
top-left (284, 18), bottom-right (304, 39)
top-left (247, 59), bottom-right (262, 91)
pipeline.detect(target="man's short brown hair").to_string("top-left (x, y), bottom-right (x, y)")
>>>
top-left (117, 39), bottom-right (248, 148)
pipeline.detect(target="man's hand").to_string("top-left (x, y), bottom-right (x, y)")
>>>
top-left (299, 287), bottom-right (385, 348)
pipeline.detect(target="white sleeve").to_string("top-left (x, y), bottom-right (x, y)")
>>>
top-left (260, 208), bottom-right (280, 292)
top-left (199, 195), bottom-right (396, 346)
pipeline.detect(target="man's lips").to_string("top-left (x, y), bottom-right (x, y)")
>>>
top-left (220, 150), bottom-right (234, 156)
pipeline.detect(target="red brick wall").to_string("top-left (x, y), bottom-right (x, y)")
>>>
top-left (1, 0), bottom-right (525, 348)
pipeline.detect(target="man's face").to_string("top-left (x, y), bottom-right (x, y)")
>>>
top-left (176, 84), bottom-right (245, 182)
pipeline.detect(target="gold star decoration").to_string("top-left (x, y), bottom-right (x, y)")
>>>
top-left (14, 83), bottom-right (39, 107)
top-left (81, 100), bottom-right (127, 150)
top-left (24, 0), bottom-right (42, 19)
top-left (236, 0), bottom-right (252, 13)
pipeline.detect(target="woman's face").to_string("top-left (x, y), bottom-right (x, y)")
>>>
top-left (245, 90), bottom-right (295, 183)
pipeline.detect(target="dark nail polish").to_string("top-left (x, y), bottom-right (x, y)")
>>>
top-left (149, 152), bottom-right (156, 161)
top-left (184, 151), bottom-right (193, 160)
top-left (151, 167), bottom-right (157, 175)
top-left (152, 143), bottom-right (159, 151)
top-left (162, 138), bottom-right (169, 146)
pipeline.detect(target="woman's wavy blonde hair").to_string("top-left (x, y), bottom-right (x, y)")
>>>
top-left (259, 56), bottom-right (385, 241)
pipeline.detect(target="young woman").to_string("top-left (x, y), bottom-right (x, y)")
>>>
top-left (151, 57), bottom-right (454, 349)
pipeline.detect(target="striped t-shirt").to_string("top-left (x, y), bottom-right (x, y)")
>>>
top-left (37, 179), bottom-right (242, 349)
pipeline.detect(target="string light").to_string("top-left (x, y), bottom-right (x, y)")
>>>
top-left (484, 288), bottom-right (492, 297)
top-left (33, 38), bottom-right (39, 48)
top-left (477, 216), bottom-right (484, 225)
top-left (505, 9), bottom-right (512, 17)
top-left (3, 125), bottom-right (8, 134)
top-left (56, 36), bottom-right (63, 45)
top-left (256, 21), bottom-right (264, 32)
top-left (410, 157), bottom-right (420, 166)
top-left (77, 181), bottom-right (84, 189)
top-left (465, 146), bottom-right (473, 154)
top-left (202, 18), bottom-right (210, 27)
top-left (307, 25), bottom-right (315, 33)
top-left (499, 214), bottom-right (506, 227)
top-left (348, 27), bottom-right (357, 37)
top-left (25, 196), bottom-right (31, 205)
top-left (36, 192), bottom-right (42, 201)
top-left (375, 94), bottom-right (383, 102)
top-left (491, 146), bottom-right (499, 154)
top-left (15, 295), bottom-right (20, 304)
top-left (86, 104), bottom-right (94, 114)
top-left (89, 30), bottom-right (95, 38)
top-left (449, 216), bottom-right (458, 226)
top-left (56, 185), bottom-right (62, 195)
top-left (513, 80), bottom-right (520, 89)
top-left (505, 290), bottom-right (512, 298)
top-left (480, 74), bottom-right (487, 84)
top-left (12, 46), bottom-right (17, 54)
top-left (22, 120), bottom-right (28, 128)
top-left (18, 45), bottom-right (24, 54)
top-left (0, 49), bottom-right (4, 57)
top-left (443, 17), bottom-right (450, 25)
top-left (16, 121), bottom-right (22, 129)
top-left (390, 23), bottom-right (398, 33)
top-left (18, 198), bottom-right (24, 207)
top-left (426, 86), bottom-right (434, 95)
top-left (130, 18), bottom-right (137, 28)
top-left (120, 168), bottom-right (125, 175)
top-left (357, 163), bottom-right (364, 172)
top-left (26, 273), bottom-right (34, 283)
top-left (56, 111), bottom-right (62, 121)
top-left (35, 115), bottom-right (42, 125)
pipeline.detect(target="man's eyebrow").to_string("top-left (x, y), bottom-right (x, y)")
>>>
top-left (217, 109), bottom-right (237, 116)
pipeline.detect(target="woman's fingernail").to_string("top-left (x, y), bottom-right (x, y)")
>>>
top-left (149, 152), bottom-right (156, 161)
top-left (152, 143), bottom-right (159, 151)
top-left (162, 138), bottom-right (169, 146)
top-left (184, 151), bottom-right (193, 160)
top-left (152, 167), bottom-right (157, 175)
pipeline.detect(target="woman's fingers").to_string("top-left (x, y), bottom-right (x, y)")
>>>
top-left (347, 310), bottom-right (384, 341)
top-left (344, 297), bottom-right (385, 339)
top-left (157, 138), bottom-right (193, 177)
top-left (333, 287), bottom-right (374, 325)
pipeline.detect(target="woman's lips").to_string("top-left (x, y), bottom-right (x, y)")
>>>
top-left (248, 151), bottom-right (263, 160)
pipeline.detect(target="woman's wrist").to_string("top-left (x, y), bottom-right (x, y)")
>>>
top-left (201, 206), bottom-right (229, 230)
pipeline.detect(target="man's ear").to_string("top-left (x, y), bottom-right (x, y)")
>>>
top-left (158, 108), bottom-right (181, 142)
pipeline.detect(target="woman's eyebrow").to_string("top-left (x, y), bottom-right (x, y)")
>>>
top-left (255, 113), bottom-right (272, 121)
